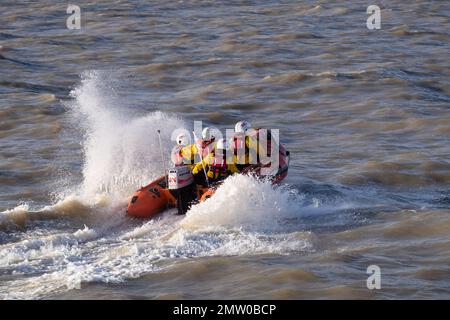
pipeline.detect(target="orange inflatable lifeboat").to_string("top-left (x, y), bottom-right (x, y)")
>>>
top-left (127, 143), bottom-right (290, 219)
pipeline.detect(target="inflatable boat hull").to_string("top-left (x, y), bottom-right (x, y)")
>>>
top-left (127, 145), bottom-right (289, 219)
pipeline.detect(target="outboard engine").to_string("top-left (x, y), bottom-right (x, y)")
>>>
top-left (168, 166), bottom-right (195, 215)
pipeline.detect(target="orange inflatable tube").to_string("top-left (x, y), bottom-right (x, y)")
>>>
top-left (126, 176), bottom-right (176, 219)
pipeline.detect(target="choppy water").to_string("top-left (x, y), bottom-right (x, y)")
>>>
top-left (1, 0), bottom-right (449, 299)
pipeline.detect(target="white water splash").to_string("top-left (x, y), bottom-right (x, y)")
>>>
top-left (182, 174), bottom-right (301, 231)
top-left (66, 70), bottom-right (186, 202)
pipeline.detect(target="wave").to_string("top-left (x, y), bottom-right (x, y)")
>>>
top-left (65, 70), bottom-right (187, 201)
top-left (0, 175), bottom-right (315, 299)
top-left (181, 174), bottom-right (301, 232)
top-left (0, 71), bottom-right (365, 299)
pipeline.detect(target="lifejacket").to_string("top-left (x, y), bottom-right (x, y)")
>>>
top-left (172, 145), bottom-right (184, 166)
top-left (172, 138), bottom-right (216, 167)
top-left (192, 151), bottom-right (239, 182)
top-left (196, 138), bottom-right (216, 158)
top-left (207, 156), bottom-right (228, 180)
top-left (171, 144), bottom-right (196, 167)
top-left (231, 128), bottom-right (275, 167)
top-left (231, 132), bottom-right (249, 165)
top-left (207, 154), bottom-right (239, 180)
top-left (231, 129), bottom-right (261, 165)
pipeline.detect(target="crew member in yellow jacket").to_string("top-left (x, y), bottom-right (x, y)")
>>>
top-left (230, 120), bottom-right (272, 170)
top-left (172, 128), bottom-right (217, 169)
top-left (192, 138), bottom-right (239, 185)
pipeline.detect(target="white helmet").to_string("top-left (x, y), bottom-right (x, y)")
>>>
top-left (235, 121), bottom-right (251, 133)
top-left (202, 127), bottom-right (216, 141)
top-left (176, 133), bottom-right (189, 146)
top-left (216, 138), bottom-right (229, 150)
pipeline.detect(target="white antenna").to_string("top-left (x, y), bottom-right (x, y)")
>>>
top-left (156, 130), bottom-right (168, 184)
